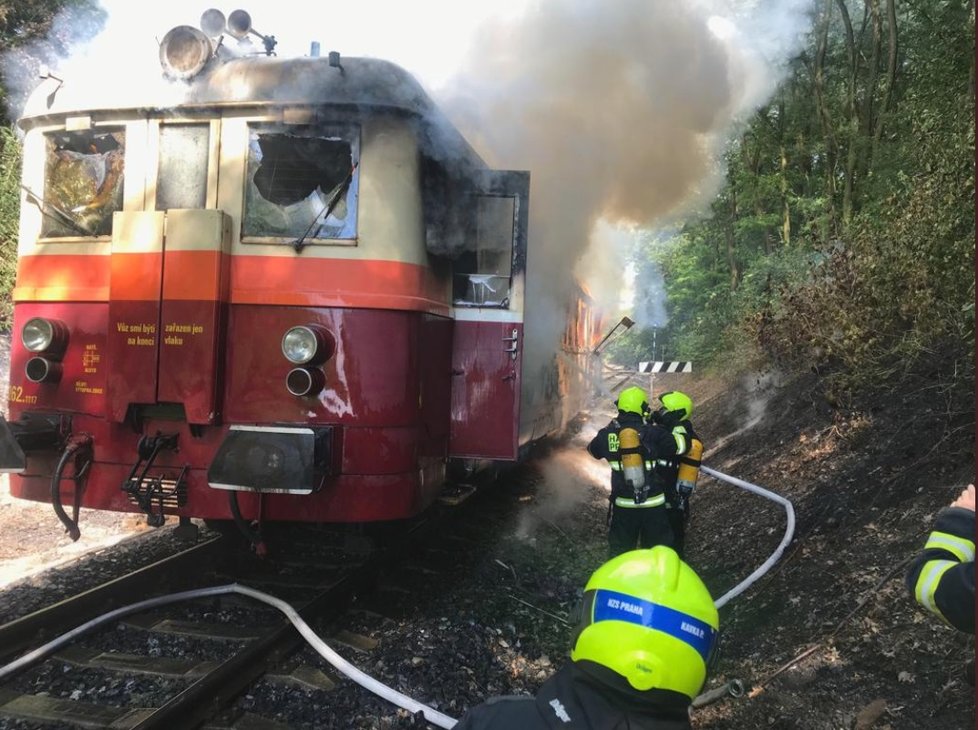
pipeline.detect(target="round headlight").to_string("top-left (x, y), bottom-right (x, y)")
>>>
top-left (25, 357), bottom-right (62, 383)
top-left (22, 318), bottom-right (55, 353)
top-left (281, 325), bottom-right (334, 365)
top-left (282, 326), bottom-right (319, 365)
top-left (286, 367), bottom-right (325, 397)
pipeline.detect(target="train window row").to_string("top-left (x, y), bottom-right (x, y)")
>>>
top-left (35, 122), bottom-right (361, 247)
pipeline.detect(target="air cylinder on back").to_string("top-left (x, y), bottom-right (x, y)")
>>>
top-left (677, 438), bottom-right (703, 492)
top-left (620, 426), bottom-right (646, 503)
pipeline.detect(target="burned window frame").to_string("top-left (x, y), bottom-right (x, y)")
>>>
top-left (39, 126), bottom-right (126, 240)
top-left (451, 192), bottom-right (517, 309)
top-left (241, 123), bottom-right (360, 246)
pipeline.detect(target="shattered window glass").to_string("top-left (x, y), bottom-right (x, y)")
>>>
top-left (157, 124), bottom-right (209, 210)
top-left (453, 195), bottom-right (515, 307)
top-left (243, 127), bottom-right (359, 242)
top-left (41, 129), bottom-right (125, 237)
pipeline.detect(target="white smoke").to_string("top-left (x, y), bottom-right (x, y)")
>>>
top-left (0, 1), bottom-right (530, 121)
top-left (440, 0), bottom-right (815, 370)
top-left (1, 0), bottom-right (815, 380)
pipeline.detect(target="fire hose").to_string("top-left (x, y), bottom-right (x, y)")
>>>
top-left (1, 466), bottom-right (794, 726)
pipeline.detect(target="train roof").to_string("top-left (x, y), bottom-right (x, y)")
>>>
top-left (20, 54), bottom-right (486, 171)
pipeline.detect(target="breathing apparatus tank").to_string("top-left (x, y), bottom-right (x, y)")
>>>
top-left (677, 437), bottom-right (703, 495)
top-left (620, 427), bottom-right (648, 504)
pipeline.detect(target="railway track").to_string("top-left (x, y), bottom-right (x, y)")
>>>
top-left (0, 530), bottom-right (389, 728)
top-left (0, 477), bottom-right (519, 729)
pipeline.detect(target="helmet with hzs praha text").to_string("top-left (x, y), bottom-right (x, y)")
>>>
top-left (570, 546), bottom-right (719, 700)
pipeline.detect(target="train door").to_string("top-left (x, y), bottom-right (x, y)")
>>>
top-left (449, 170), bottom-right (529, 460)
top-left (106, 121), bottom-right (230, 426)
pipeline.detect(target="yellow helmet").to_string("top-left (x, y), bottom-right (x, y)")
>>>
top-left (615, 386), bottom-right (649, 417)
top-left (659, 390), bottom-right (693, 421)
top-left (570, 546), bottom-right (718, 699)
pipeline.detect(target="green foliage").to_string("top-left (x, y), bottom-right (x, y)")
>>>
top-left (0, 0), bottom-right (105, 330)
top-left (0, 125), bottom-right (19, 331)
top-left (0, 0), bottom-right (106, 125)
top-left (624, 0), bottom-right (975, 400)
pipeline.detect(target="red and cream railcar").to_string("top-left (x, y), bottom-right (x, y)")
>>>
top-left (0, 10), bottom-right (560, 540)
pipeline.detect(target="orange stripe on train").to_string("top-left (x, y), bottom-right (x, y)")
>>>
top-left (14, 253), bottom-right (450, 314)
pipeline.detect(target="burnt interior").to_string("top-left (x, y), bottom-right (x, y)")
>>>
top-left (42, 129), bottom-right (125, 237)
top-left (244, 130), bottom-right (356, 240)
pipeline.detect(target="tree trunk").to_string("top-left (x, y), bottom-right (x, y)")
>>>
top-left (856, 0), bottom-right (883, 191)
top-left (814, 0), bottom-right (838, 238)
top-left (778, 95), bottom-right (791, 246)
top-left (780, 144), bottom-right (791, 247)
top-left (870, 0), bottom-right (898, 168)
top-left (724, 188), bottom-right (741, 292)
top-left (835, 0), bottom-right (858, 225)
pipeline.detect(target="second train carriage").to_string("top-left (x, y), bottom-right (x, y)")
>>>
top-left (0, 9), bottom-right (603, 540)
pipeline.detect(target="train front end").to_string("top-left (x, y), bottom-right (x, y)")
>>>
top-left (0, 10), bottom-right (531, 540)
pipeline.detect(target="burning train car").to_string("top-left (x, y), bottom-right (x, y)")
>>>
top-left (0, 9), bottom-right (601, 542)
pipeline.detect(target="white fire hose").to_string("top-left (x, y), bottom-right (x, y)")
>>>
top-left (0, 583), bottom-right (458, 728)
top-left (700, 465), bottom-right (796, 609)
top-left (0, 467), bottom-right (793, 727)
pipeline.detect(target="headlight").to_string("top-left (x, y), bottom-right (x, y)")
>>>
top-left (286, 367), bottom-right (325, 397)
top-left (22, 317), bottom-right (68, 357)
top-left (281, 325), bottom-right (333, 365)
top-left (25, 357), bottom-right (62, 384)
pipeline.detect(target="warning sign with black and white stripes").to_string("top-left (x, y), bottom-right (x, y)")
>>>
top-left (639, 361), bottom-right (693, 373)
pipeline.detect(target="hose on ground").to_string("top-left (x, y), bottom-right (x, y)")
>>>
top-left (0, 583), bottom-right (457, 728)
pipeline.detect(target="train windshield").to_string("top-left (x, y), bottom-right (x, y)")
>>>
top-left (40, 129), bottom-right (125, 238)
top-left (243, 126), bottom-right (359, 243)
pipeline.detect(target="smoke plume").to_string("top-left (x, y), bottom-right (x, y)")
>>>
top-left (1, 0), bottom-right (814, 382)
top-left (440, 0), bottom-right (814, 371)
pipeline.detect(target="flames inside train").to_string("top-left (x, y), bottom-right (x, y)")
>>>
top-left (0, 8), bottom-right (604, 540)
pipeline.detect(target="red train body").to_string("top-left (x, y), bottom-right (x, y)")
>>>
top-left (0, 10), bottom-right (602, 538)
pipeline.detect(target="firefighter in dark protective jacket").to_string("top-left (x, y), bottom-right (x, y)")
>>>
top-left (452, 546), bottom-right (720, 730)
top-left (649, 391), bottom-right (702, 559)
top-left (906, 483), bottom-right (975, 682)
top-left (587, 386), bottom-right (679, 557)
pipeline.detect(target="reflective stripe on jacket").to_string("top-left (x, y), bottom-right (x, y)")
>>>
top-left (906, 506), bottom-right (976, 633)
top-left (614, 493), bottom-right (667, 509)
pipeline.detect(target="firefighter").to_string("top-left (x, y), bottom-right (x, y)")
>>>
top-left (453, 546), bottom-right (719, 729)
top-left (906, 483), bottom-right (975, 683)
top-left (587, 386), bottom-right (675, 557)
top-left (649, 391), bottom-right (702, 558)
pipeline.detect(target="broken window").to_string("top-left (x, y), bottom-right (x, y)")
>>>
top-left (157, 124), bottom-right (209, 210)
top-left (243, 127), bottom-right (359, 242)
top-left (453, 195), bottom-right (515, 307)
top-left (41, 129), bottom-right (125, 238)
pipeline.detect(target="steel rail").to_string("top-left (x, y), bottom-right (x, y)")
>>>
top-left (0, 534), bottom-right (227, 663)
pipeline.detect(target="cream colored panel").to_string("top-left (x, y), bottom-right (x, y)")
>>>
top-left (17, 128), bottom-right (46, 256)
top-left (111, 211), bottom-right (164, 253)
top-left (145, 120), bottom-right (161, 210)
top-left (122, 120), bottom-right (149, 211)
top-left (358, 118), bottom-right (425, 265)
top-left (218, 116), bottom-right (248, 250)
top-left (65, 115), bottom-right (92, 131)
top-left (207, 119), bottom-right (221, 209)
top-left (165, 209), bottom-right (231, 252)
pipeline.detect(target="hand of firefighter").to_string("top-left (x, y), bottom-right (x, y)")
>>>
top-left (950, 484), bottom-right (975, 512)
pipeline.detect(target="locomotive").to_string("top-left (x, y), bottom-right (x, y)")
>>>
top-left (0, 9), bottom-right (602, 543)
